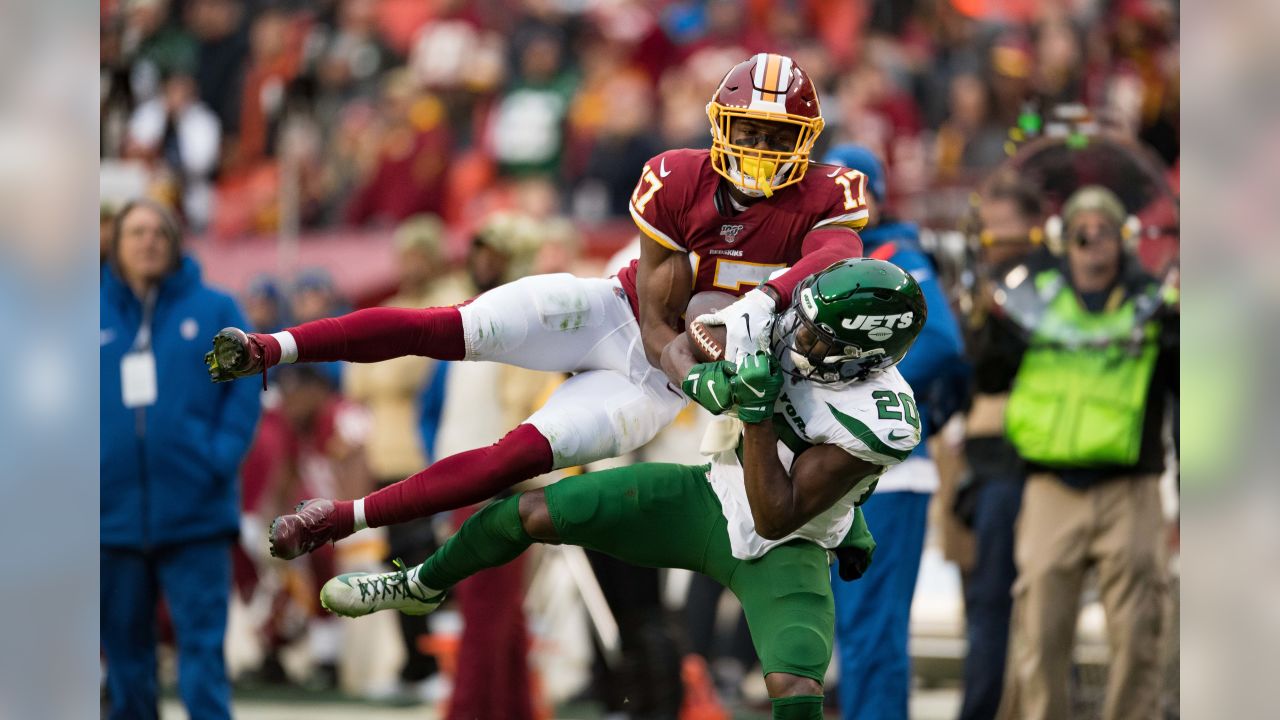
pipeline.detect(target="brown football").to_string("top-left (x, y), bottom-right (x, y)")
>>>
top-left (686, 291), bottom-right (735, 363)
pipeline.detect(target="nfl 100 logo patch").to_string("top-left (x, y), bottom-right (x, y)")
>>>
top-left (719, 224), bottom-right (745, 243)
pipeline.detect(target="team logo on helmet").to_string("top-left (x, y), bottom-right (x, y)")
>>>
top-left (800, 287), bottom-right (819, 318)
top-left (841, 313), bottom-right (916, 341)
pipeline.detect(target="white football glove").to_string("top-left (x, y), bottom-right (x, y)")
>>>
top-left (694, 288), bottom-right (777, 362)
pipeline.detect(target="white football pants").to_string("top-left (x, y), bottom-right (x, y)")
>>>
top-left (458, 273), bottom-right (687, 468)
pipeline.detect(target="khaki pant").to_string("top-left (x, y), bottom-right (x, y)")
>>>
top-left (930, 434), bottom-right (976, 571)
top-left (1001, 473), bottom-right (1167, 720)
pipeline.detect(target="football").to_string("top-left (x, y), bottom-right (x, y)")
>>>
top-left (686, 291), bottom-right (735, 362)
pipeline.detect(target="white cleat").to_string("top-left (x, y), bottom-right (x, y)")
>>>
top-left (320, 561), bottom-right (445, 618)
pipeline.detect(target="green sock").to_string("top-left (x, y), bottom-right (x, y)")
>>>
top-left (770, 694), bottom-right (824, 720)
top-left (418, 495), bottom-right (533, 589)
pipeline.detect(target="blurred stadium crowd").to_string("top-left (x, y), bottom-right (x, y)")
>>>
top-left (99, 0), bottom-right (1179, 719)
top-left (99, 0), bottom-right (1178, 236)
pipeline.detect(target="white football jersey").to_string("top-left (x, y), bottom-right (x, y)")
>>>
top-left (706, 357), bottom-right (921, 560)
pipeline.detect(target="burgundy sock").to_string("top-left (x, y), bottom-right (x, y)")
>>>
top-left (363, 424), bottom-right (554, 528)
top-left (332, 500), bottom-right (355, 537)
top-left (287, 306), bottom-right (466, 364)
top-left (249, 333), bottom-right (282, 368)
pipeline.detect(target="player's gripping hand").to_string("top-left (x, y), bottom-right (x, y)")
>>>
top-left (205, 327), bottom-right (268, 384)
top-left (731, 351), bottom-right (783, 424)
top-left (681, 361), bottom-right (736, 415)
top-left (694, 288), bottom-right (776, 363)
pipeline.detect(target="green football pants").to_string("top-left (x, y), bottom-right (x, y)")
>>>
top-left (543, 462), bottom-right (837, 685)
top-left (421, 462), bottom-right (838, 687)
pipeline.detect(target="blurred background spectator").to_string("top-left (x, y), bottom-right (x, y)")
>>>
top-left (99, 0), bottom-right (1180, 238)
top-left (343, 71), bottom-right (454, 226)
top-left (100, 199), bottom-right (262, 719)
top-left (230, 6), bottom-right (298, 172)
top-left (122, 0), bottom-right (198, 102)
top-left (124, 67), bottom-right (221, 229)
top-left (257, 363), bottom-right (373, 691)
top-left (242, 273), bottom-right (290, 334)
top-left (822, 144), bottom-right (967, 720)
top-left (953, 173), bottom-right (1050, 720)
top-left (428, 212), bottom-right (563, 720)
top-left (339, 214), bottom-right (458, 702)
top-left (996, 184), bottom-right (1178, 720)
top-left (487, 24), bottom-right (576, 179)
top-left (98, 1), bottom-right (1179, 717)
top-left (289, 267), bottom-right (347, 386)
top-left (187, 0), bottom-right (247, 141)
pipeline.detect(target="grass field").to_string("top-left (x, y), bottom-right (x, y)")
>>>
top-left (159, 686), bottom-right (963, 719)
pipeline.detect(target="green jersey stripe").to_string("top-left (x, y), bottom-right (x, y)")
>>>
top-left (825, 402), bottom-right (912, 462)
top-left (772, 415), bottom-right (813, 455)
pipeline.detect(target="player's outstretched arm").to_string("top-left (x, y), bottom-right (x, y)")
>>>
top-left (635, 234), bottom-right (692, 381)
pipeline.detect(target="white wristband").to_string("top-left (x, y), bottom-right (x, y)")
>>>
top-left (353, 498), bottom-right (367, 532)
top-left (271, 331), bottom-right (298, 364)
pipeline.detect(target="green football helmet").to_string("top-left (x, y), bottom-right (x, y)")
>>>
top-left (773, 258), bottom-right (928, 384)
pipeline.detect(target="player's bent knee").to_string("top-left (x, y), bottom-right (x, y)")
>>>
top-left (767, 613), bottom-right (833, 671)
top-left (766, 673), bottom-right (824, 720)
top-left (764, 672), bottom-right (822, 699)
top-left (518, 490), bottom-right (560, 543)
top-left (768, 691), bottom-right (824, 720)
top-left (753, 606), bottom-right (832, 698)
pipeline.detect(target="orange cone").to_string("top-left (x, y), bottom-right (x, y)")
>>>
top-left (679, 654), bottom-right (729, 720)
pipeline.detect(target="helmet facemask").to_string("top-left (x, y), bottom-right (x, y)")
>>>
top-left (707, 105), bottom-right (823, 198)
top-left (772, 308), bottom-right (887, 386)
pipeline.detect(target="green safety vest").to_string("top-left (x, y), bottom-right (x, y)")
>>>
top-left (1004, 270), bottom-right (1161, 467)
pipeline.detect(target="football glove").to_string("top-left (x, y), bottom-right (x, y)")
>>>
top-left (681, 361), bottom-right (736, 415)
top-left (731, 351), bottom-right (783, 424)
top-left (835, 507), bottom-right (877, 581)
top-left (693, 288), bottom-right (776, 363)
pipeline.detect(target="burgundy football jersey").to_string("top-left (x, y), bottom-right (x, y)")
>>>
top-left (617, 148), bottom-right (869, 313)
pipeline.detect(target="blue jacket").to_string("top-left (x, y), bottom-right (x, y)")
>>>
top-left (101, 257), bottom-right (262, 548)
top-left (862, 222), bottom-right (967, 458)
top-left (418, 361), bottom-right (451, 464)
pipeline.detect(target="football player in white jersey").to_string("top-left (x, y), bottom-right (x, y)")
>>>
top-left (312, 258), bottom-right (927, 720)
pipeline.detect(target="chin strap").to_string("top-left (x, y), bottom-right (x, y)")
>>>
top-left (756, 175), bottom-right (774, 197)
top-left (726, 156), bottom-right (775, 199)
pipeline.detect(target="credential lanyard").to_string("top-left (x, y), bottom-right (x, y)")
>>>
top-left (131, 289), bottom-right (158, 351)
top-left (121, 289), bottom-right (160, 410)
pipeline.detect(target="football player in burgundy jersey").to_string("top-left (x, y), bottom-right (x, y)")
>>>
top-left (625, 52), bottom-right (870, 383)
top-left (202, 53), bottom-right (868, 562)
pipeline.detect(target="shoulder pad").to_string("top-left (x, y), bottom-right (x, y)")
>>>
top-left (808, 165), bottom-right (870, 232)
top-left (811, 375), bottom-right (920, 465)
top-left (629, 150), bottom-right (707, 252)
